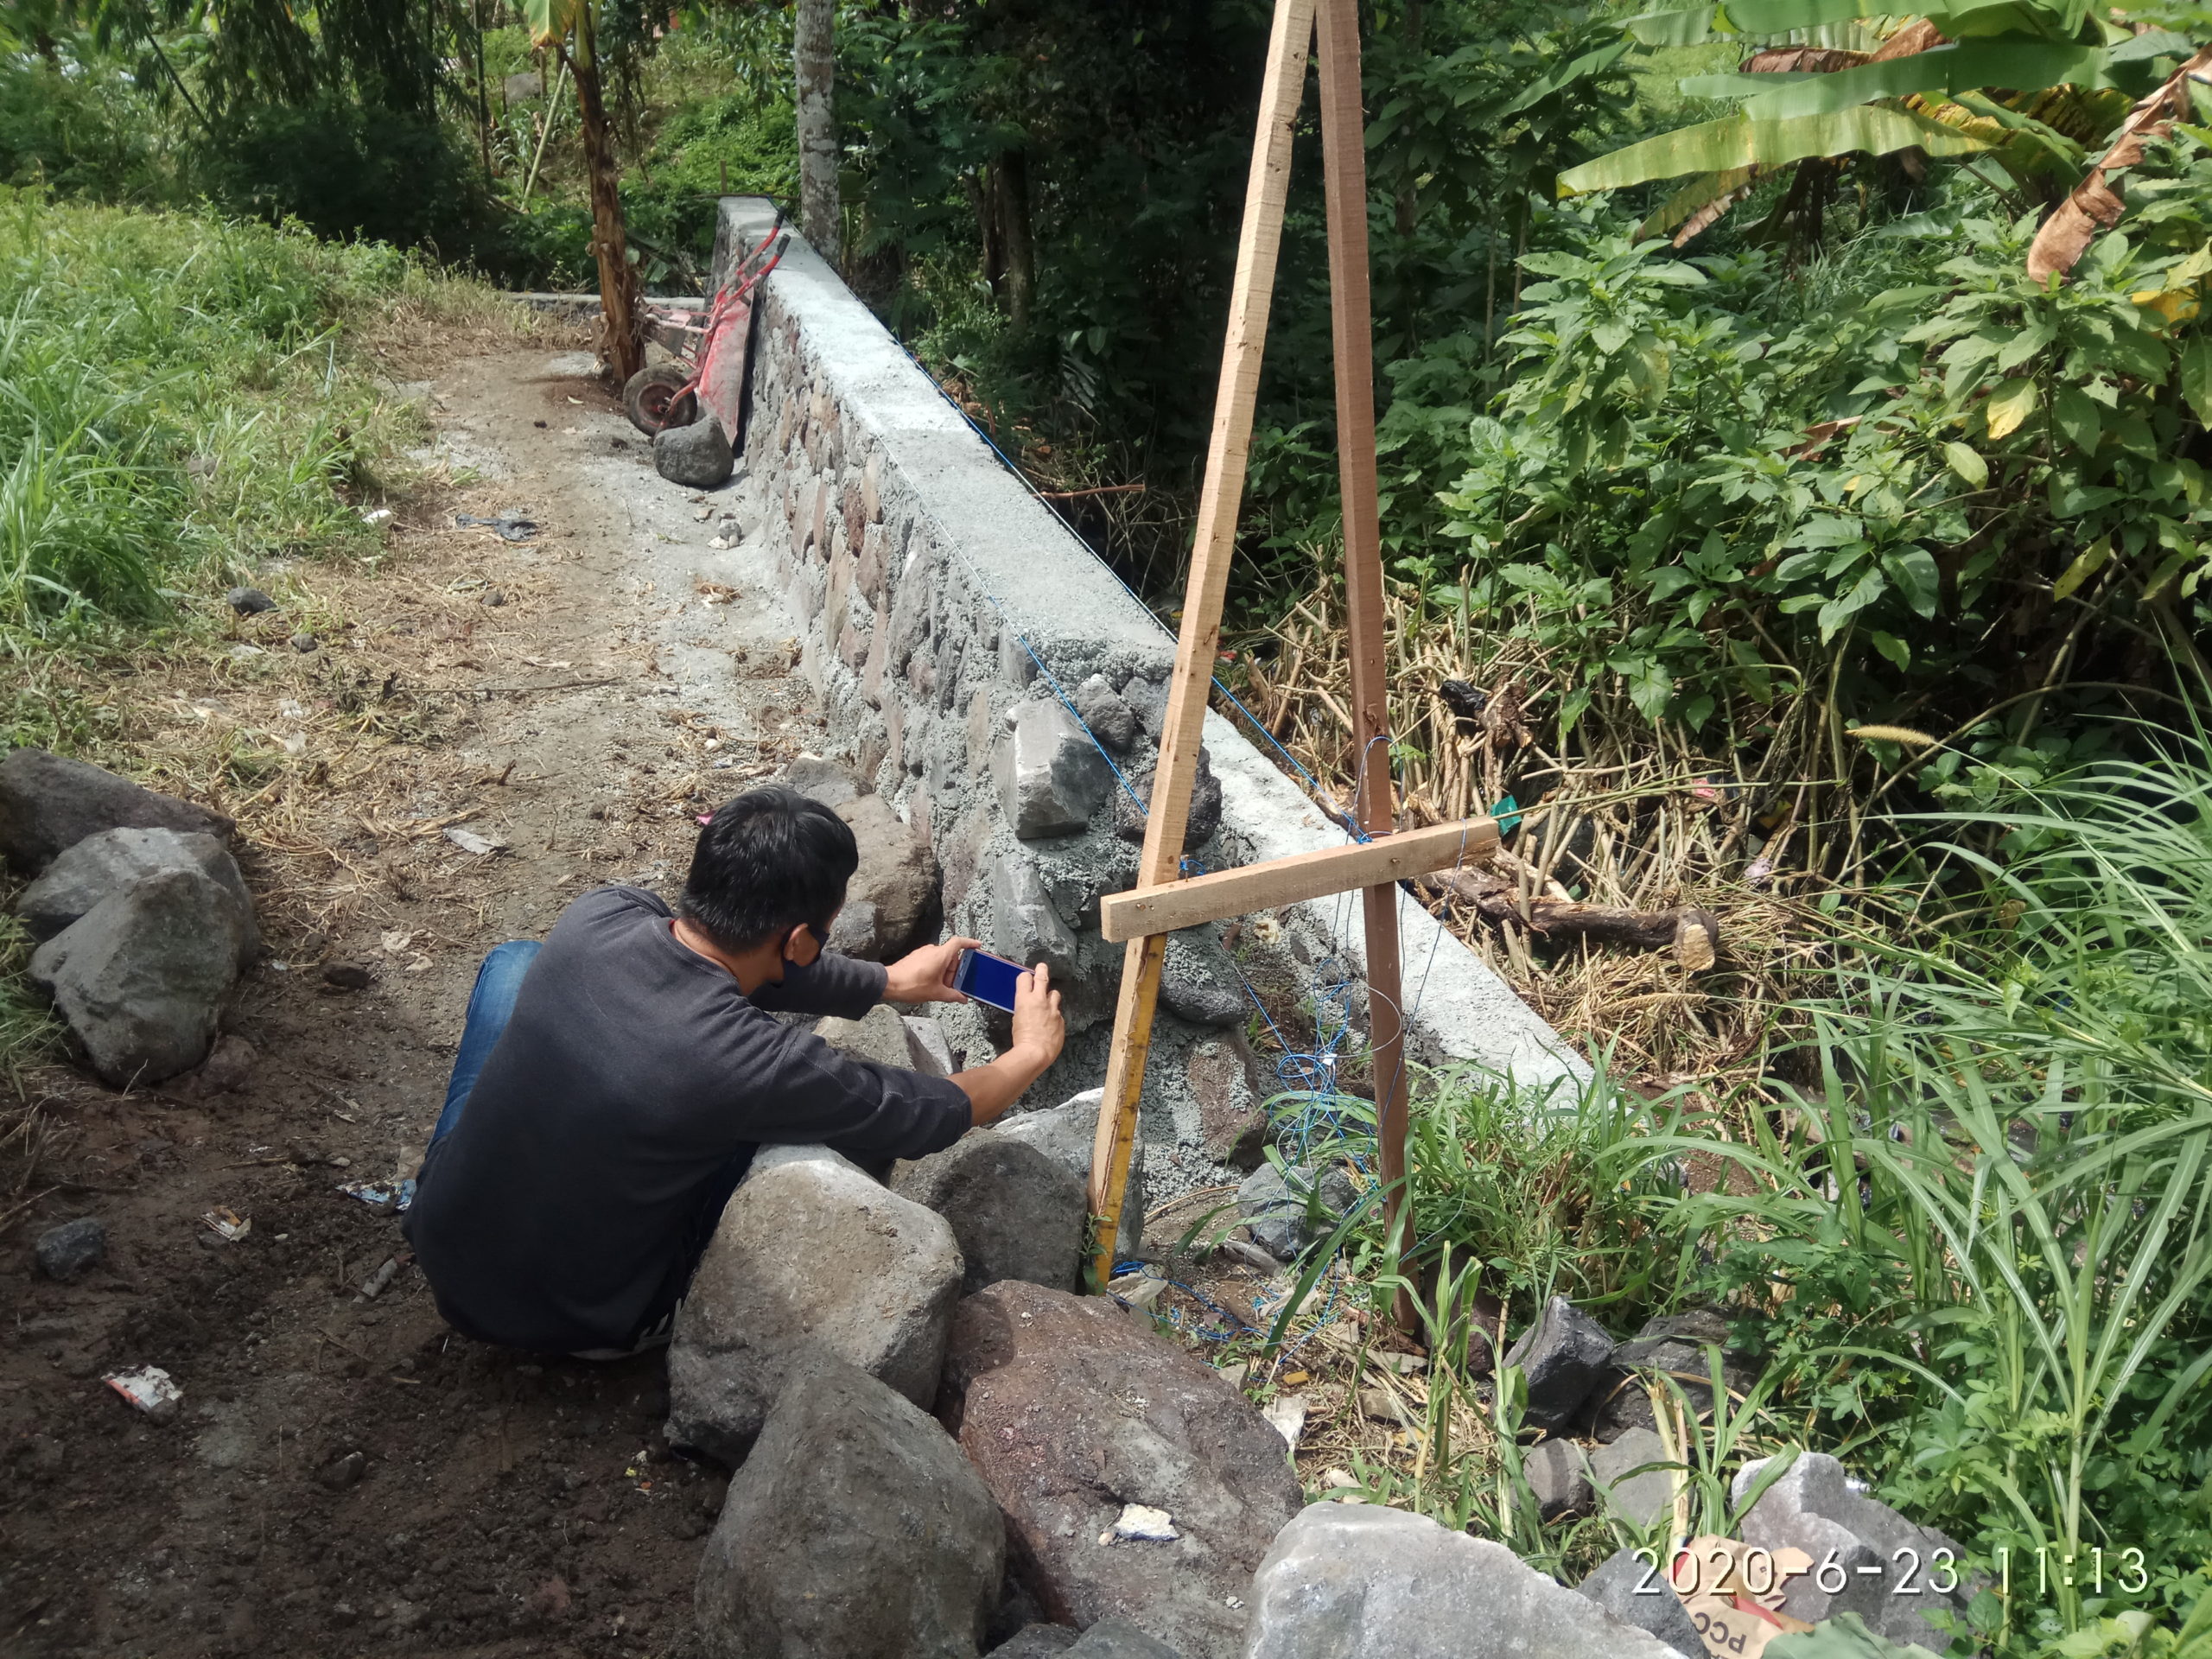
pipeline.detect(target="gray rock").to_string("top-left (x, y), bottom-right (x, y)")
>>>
top-left (996, 702), bottom-right (1111, 839)
top-left (16, 827), bottom-right (257, 955)
top-left (1244, 1502), bottom-right (1687, 1659)
top-left (666, 1144), bottom-right (964, 1463)
top-left (0, 749), bottom-right (233, 874)
top-left (1732, 1451), bottom-right (1971, 1648)
top-left (1236, 1162), bottom-right (1355, 1262)
top-left (990, 853), bottom-right (1079, 985)
top-left (834, 794), bottom-right (940, 961)
top-left (824, 900), bottom-right (882, 959)
top-left (994, 1088), bottom-right (1144, 1256)
top-left (1576, 1547), bottom-right (1706, 1659)
top-left (780, 756), bottom-right (862, 808)
top-left (939, 1281), bottom-right (1302, 1659)
top-left (1068, 1621), bottom-right (1184, 1658)
top-left (1524, 1437), bottom-right (1594, 1522)
top-left (1503, 1295), bottom-right (1616, 1432)
top-left (1121, 677), bottom-right (1168, 740)
top-left (904, 1014), bottom-right (957, 1077)
top-left (1113, 750), bottom-right (1222, 851)
top-left (29, 868), bottom-right (251, 1084)
top-left (812, 1003), bottom-right (914, 1071)
top-left (893, 1135), bottom-right (1085, 1294)
top-left (502, 69), bottom-right (543, 101)
top-left (225, 586), bottom-right (276, 614)
top-left (1073, 677), bottom-right (1140, 753)
top-left (35, 1217), bottom-right (105, 1281)
top-left (655, 416), bottom-right (734, 489)
top-left (1590, 1427), bottom-right (1675, 1527)
top-left (990, 1626), bottom-right (1080, 1658)
top-left (695, 1357), bottom-right (1001, 1659)
top-left (1160, 929), bottom-right (1244, 1027)
top-left (1592, 1308), bottom-right (1760, 1441)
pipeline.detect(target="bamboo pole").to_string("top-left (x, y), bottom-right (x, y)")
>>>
top-left (1085, 0), bottom-right (1319, 1284)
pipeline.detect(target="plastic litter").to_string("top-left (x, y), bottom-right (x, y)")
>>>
top-left (1100, 1503), bottom-right (1178, 1546)
top-left (104, 1366), bottom-right (183, 1422)
top-left (338, 1177), bottom-right (416, 1213)
top-left (200, 1207), bottom-right (251, 1243)
top-left (454, 511), bottom-right (539, 543)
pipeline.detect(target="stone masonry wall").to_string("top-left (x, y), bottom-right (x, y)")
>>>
top-left (710, 198), bottom-right (1581, 1183)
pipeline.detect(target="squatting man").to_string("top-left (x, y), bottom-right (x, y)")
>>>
top-left (404, 786), bottom-right (1067, 1357)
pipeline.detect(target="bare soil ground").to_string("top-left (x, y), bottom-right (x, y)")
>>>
top-left (1, 337), bottom-right (827, 1658)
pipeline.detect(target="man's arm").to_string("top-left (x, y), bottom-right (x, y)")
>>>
top-left (748, 951), bottom-right (887, 1020)
top-left (948, 962), bottom-right (1065, 1128)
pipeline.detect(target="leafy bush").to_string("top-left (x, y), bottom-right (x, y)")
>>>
top-left (1646, 746), bottom-right (2212, 1649)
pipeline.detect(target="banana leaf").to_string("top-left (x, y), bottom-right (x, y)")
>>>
top-left (1624, 4), bottom-right (1719, 48)
top-left (520, 0), bottom-right (586, 47)
top-left (1683, 41), bottom-right (2110, 118)
top-left (1560, 104), bottom-right (1993, 195)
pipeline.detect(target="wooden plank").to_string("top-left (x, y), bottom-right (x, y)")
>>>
top-left (1316, 0), bottom-right (1414, 1318)
top-left (1087, 0), bottom-right (1318, 1281)
top-left (1098, 818), bottom-right (1497, 942)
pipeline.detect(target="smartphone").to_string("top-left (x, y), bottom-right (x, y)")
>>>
top-left (953, 947), bottom-right (1027, 1014)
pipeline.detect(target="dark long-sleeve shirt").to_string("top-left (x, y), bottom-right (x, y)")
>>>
top-left (403, 886), bottom-right (971, 1353)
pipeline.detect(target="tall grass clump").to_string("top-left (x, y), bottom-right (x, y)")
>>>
top-left (0, 189), bottom-right (439, 639)
top-left (1653, 741), bottom-right (2212, 1650)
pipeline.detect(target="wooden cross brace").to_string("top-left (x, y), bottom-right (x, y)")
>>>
top-left (1084, 0), bottom-right (1443, 1304)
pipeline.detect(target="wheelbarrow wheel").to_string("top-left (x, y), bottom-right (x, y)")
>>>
top-left (623, 363), bottom-right (697, 435)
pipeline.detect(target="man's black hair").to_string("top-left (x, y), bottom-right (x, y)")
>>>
top-left (677, 787), bottom-right (857, 951)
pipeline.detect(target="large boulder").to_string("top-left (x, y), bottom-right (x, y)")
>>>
top-left (695, 1357), bottom-right (1002, 1658)
top-left (1236, 1162), bottom-right (1355, 1263)
top-left (992, 1089), bottom-right (1145, 1257)
top-left (1732, 1451), bottom-right (1972, 1648)
top-left (1503, 1295), bottom-right (1615, 1433)
top-left (666, 1144), bottom-right (965, 1463)
top-left (0, 749), bottom-right (232, 874)
top-left (1591, 1427), bottom-right (1675, 1527)
top-left (1160, 930), bottom-right (1244, 1027)
top-left (893, 1135), bottom-right (1086, 1295)
top-left (29, 868), bottom-right (253, 1084)
top-left (938, 1281), bottom-right (1301, 1659)
top-left (1243, 1503), bottom-right (1688, 1659)
top-left (997, 702), bottom-right (1111, 839)
top-left (1575, 1548), bottom-right (1705, 1659)
top-left (813, 1004), bottom-right (915, 1071)
top-left (990, 855), bottom-right (1081, 987)
top-left (831, 794), bottom-right (942, 961)
top-left (16, 826), bottom-right (257, 956)
top-left (1589, 1308), bottom-right (1759, 1441)
top-left (655, 416), bottom-right (734, 489)
top-left (1113, 750), bottom-right (1221, 852)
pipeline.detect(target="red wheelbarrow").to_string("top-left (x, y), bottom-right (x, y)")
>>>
top-left (622, 219), bottom-right (790, 437)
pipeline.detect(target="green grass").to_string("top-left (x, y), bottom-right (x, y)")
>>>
top-left (0, 190), bottom-right (453, 642)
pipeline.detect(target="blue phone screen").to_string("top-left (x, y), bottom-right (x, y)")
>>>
top-left (958, 949), bottom-right (1025, 1013)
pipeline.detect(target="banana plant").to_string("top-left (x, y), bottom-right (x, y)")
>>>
top-left (523, 0), bottom-right (644, 381)
top-left (1560, 0), bottom-right (2196, 265)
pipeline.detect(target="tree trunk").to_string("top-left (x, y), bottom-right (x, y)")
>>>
top-left (794, 0), bottom-right (841, 265)
top-left (567, 17), bottom-right (643, 383)
top-left (994, 149), bottom-right (1034, 331)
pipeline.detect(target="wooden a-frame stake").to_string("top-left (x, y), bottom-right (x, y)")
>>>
top-left (1087, 0), bottom-right (1440, 1300)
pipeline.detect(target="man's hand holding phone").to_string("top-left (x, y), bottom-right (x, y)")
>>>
top-left (1007, 960), bottom-right (1065, 1070)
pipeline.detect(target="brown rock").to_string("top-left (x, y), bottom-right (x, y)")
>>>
top-left (1187, 1034), bottom-right (1268, 1169)
top-left (938, 1282), bottom-right (1303, 1659)
top-left (830, 796), bottom-right (941, 962)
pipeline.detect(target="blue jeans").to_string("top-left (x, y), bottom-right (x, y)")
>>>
top-left (432, 939), bottom-right (541, 1147)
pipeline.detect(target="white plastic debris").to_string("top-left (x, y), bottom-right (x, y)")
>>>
top-left (359, 507), bottom-right (392, 524)
top-left (104, 1366), bottom-right (183, 1422)
top-left (200, 1207), bottom-right (251, 1243)
top-left (442, 826), bottom-right (505, 856)
top-left (1102, 1503), bottom-right (1179, 1546)
top-left (1262, 1392), bottom-right (1308, 1451)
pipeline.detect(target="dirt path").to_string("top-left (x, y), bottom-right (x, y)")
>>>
top-left (2, 341), bottom-right (824, 1658)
